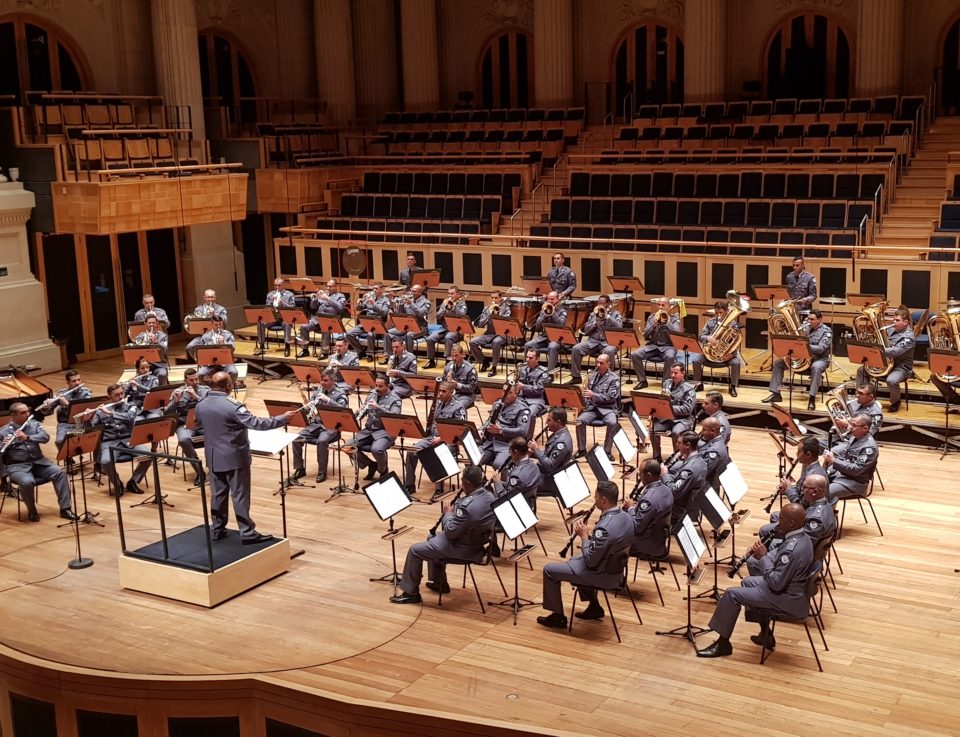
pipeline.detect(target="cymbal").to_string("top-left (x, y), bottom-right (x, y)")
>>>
top-left (385, 285), bottom-right (406, 292)
top-left (819, 297), bottom-right (846, 305)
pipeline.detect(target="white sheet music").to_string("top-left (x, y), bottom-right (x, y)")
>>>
top-left (249, 428), bottom-right (297, 456)
top-left (629, 410), bottom-right (650, 441)
top-left (719, 461), bottom-right (748, 505)
top-left (493, 491), bottom-right (538, 540)
top-left (552, 463), bottom-right (591, 509)
top-left (703, 486), bottom-right (732, 526)
top-left (681, 515), bottom-right (707, 559)
top-left (590, 445), bottom-right (615, 480)
top-left (364, 473), bottom-right (412, 520)
top-left (612, 428), bottom-right (636, 463)
top-left (462, 430), bottom-right (482, 465)
top-left (434, 442), bottom-right (460, 476)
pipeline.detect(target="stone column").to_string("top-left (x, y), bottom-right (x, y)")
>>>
top-left (856, 0), bottom-right (904, 97)
top-left (276, 0), bottom-right (316, 99)
top-left (314, 0), bottom-right (357, 125)
top-left (352, 0), bottom-right (400, 122)
top-left (179, 222), bottom-right (248, 329)
top-left (0, 184), bottom-right (60, 370)
top-left (684, 0), bottom-right (726, 102)
top-left (400, 0), bottom-right (441, 111)
top-left (150, 0), bottom-right (205, 139)
top-left (534, 0), bottom-right (574, 108)
top-left (114, 0), bottom-right (156, 95)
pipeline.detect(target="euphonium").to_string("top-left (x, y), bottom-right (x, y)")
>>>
top-left (702, 290), bottom-right (750, 363)
top-left (851, 300), bottom-right (893, 379)
top-left (768, 298), bottom-right (811, 373)
top-left (824, 385), bottom-right (851, 434)
top-left (928, 306), bottom-right (960, 382)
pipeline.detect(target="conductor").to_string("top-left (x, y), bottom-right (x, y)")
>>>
top-left (195, 371), bottom-right (297, 545)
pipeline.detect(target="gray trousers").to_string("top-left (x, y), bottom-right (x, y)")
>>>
top-left (292, 426), bottom-right (339, 473)
top-left (829, 475), bottom-right (868, 500)
top-left (257, 321), bottom-right (291, 344)
top-left (931, 375), bottom-right (960, 404)
top-left (571, 340), bottom-right (617, 380)
top-left (210, 466), bottom-right (257, 539)
top-left (630, 345), bottom-right (676, 383)
top-left (399, 533), bottom-right (478, 595)
top-left (470, 334), bottom-right (507, 368)
top-left (771, 357), bottom-right (828, 397)
top-left (425, 329), bottom-right (460, 360)
top-left (346, 325), bottom-right (382, 353)
top-left (6, 460), bottom-right (73, 513)
top-left (708, 576), bottom-right (786, 639)
top-left (98, 440), bottom-right (152, 492)
top-left (576, 409), bottom-right (619, 454)
top-left (691, 353), bottom-right (742, 387)
top-left (524, 337), bottom-right (561, 370)
top-left (542, 557), bottom-right (621, 614)
top-left (349, 428), bottom-right (392, 474)
top-left (857, 365), bottom-right (909, 404)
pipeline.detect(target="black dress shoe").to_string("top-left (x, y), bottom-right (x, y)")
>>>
top-left (696, 638), bottom-right (733, 658)
top-left (888, 400), bottom-right (901, 413)
top-left (488, 539), bottom-right (501, 558)
top-left (357, 349), bottom-right (368, 360)
top-left (60, 508), bottom-right (79, 521)
top-left (761, 392), bottom-right (782, 404)
top-left (573, 449), bottom-right (587, 459)
top-left (213, 529), bottom-right (229, 541)
top-left (480, 358), bottom-right (491, 372)
top-left (693, 383), bottom-right (704, 392)
top-left (750, 631), bottom-right (777, 649)
top-left (575, 603), bottom-right (605, 620)
top-left (564, 376), bottom-right (581, 385)
top-left (297, 349), bottom-right (310, 359)
top-left (126, 479), bottom-right (145, 495)
top-left (389, 592), bottom-right (422, 604)
top-left (536, 612), bottom-right (568, 629)
top-left (284, 344), bottom-right (291, 357)
top-left (425, 580), bottom-right (451, 594)
top-left (423, 360), bottom-right (437, 369)
top-left (242, 532), bottom-right (275, 546)
top-left (193, 473), bottom-right (206, 487)
top-left (316, 472), bottom-right (327, 482)
top-left (486, 369), bottom-right (498, 377)
top-left (364, 465), bottom-right (377, 481)
top-left (807, 398), bottom-right (816, 411)
top-left (729, 386), bottom-right (738, 397)
top-left (634, 380), bottom-right (648, 390)
top-left (289, 469), bottom-right (306, 481)
top-left (27, 512), bottom-right (40, 522)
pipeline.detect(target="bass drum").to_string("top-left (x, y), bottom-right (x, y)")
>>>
top-left (563, 299), bottom-right (592, 333)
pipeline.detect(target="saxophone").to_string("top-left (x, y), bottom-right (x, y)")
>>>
top-left (928, 306), bottom-right (960, 382)
top-left (702, 291), bottom-right (750, 363)
top-left (768, 298), bottom-right (811, 372)
top-left (851, 301), bottom-right (893, 379)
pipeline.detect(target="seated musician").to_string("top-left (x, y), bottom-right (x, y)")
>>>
top-left (298, 279), bottom-right (348, 357)
top-left (690, 300), bottom-right (742, 397)
top-left (390, 464), bottom-right (496, 604)
top-left (663, 430), bottom-right (707, 529)
top-left (345, 373), bottom-right (402, 481)
top-left (386, 284), bottom-right (431, 355)
top-left (258, 277), bottom-right (296, 356)
top-left (442, 344), bottom-right (478, 410)
top-left (815, 382), bottom-right (883, 451)
top-left (469, 291), bottom-right (511, 377)
top-left (125, 358), bottom-right (160, 416)
top-left (515, 348), bottom-right (551, 418)
top-left (499, 437), bottom-right (541, 510)
top-left (697, 502), bottom-right (813, 658)
top-left (403, 380), bottom-right (466, 497)
top-left (33, 369), bottom-right (92, 450)
top-left (346, 283), bottom-right (391, 360)
top-left (785, 256), bottom-right (817, 314)
top-left (567, 295), bottom-right (623, 386)
top-left (855, 306), bottom-right (915, 413)
top-left (547, 252), bottom-right (577, 298)
top-left (134, 315), bottom-right (169, 384)
top-left (651, 363), bottom-right (696, 459)
top-left (399, 253), bottom-right (424, 290)
top-left (574, 353), bottom-right (621, 461)
top-left (134, 293), bottom-right (170, 331)
top-left (163, 367), bottom-right (209, 486)
top-left (629, 297), bottom-right (681, 388)
top-left (822, 413), bottom-right (878, 500)
top-left (523, 291), bottom-right (567, 371)
top-left (386, 337), bottom-right (419, 399)
top-left (478, 384), bottom-right (533, 470)
top-left (622, 458), bottom-right (673, 556)
top-left (778, 436), bottom-right (827, 505)
top-left (424, 287), bottom-right (468, 369)
top-left (762, 309), bottom-right (832, 412)
top-left (701, 390), bottom-right (732, 444)
top-left (185, 289), bottom-right (229, 360)
top-left (757, 473), bottom-right (836, 558)
top-left (530, 407), bottom-right (573, 501)
top-left (697, 417), bottom-right (730, 491)
top-left (79, 383), bottom-right (152, 496)
top-left (289, 369), bottom-right (350, 484)
top-left (537, 480), bottom-right (634, 629)
top-left (327, 338), bottom-right (360, 387)
top-left (195, 316), bottom-right (238, 382)
top-left (1, 402), bottom-right (78, 522)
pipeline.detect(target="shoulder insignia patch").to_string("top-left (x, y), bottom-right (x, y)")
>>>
top-left (679, 469), bottom-right (692, 480)
top-left (780, 554), bottom-right (791, 564)
top-left (808, 520), bottom-right (820, 529)
top-left (639, 500), bottom-right (651, 511)
top-left (594, 528), bottom-right (606, 539)
top-left (455, 507), bottom-right (466, 518)
top-left (556, 442), bottom-right (565, 452)
top-left (509, 477), bottom-right (520, 487)
top-left (865, 447), bottom-right (875, 455)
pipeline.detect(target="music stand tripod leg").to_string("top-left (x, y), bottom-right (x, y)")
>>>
top-left (655, 564), bottom-right (712, 647)
top-left (369, 518), bottom-right (403, 591)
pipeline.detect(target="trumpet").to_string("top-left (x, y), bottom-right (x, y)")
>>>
top-left (653, 297), bottom-right (684, 324)
top-left (593, 305), bottom-right (607, 320)
top-left (541, 302), bottom-right (556, 317)
top-left (211, 329), bottom-right (226, 345)
top-left (441, 294), bottom-right (467, 312)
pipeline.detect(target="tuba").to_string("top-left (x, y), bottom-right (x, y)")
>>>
top-left (824, 385), bottom-right (852, 434)
top-left (768, 299), bottom-right (811, 372)
top-left (928, 306), bottom-right (960, 381)
top-left (702, 291), bottom-right (750, 363)
top-left (851, 301), bottom-right (893, 379)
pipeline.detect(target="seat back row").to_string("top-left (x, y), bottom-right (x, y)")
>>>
top-left (340, 194), bottom-right (503, 221)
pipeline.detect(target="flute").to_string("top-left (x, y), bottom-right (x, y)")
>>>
top-left (0, 417), bottom-right (33, 454)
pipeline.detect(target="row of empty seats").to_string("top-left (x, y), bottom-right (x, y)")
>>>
top-left (339, 194), bottom-right (503, 221)
top-left (362, 171), bottom-right (522, 209)
top-left (70, 136), bottom-right (200, 174)
top-left (30, 98), bottom-right (166, 139)
top-left (928, 233), bottom-right (960, 261)
top-left (379, 107), bottom-right (584, 127)
top-left (374, 127), bottom-right (566, 144)
top-left (298, 152), bottom-right (543, 168)
top-left (568, 170), bottom-right (885, 201)
top-left (310, 218), bottom-right (483, 244)
top-left (613, 120), bottom-right (913, 148)
top-left (264, 132), bottom-right (339, 166)
top-left (547, 197), bottom-right (873, 230)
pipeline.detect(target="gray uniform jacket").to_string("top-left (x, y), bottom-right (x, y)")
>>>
top-left (311, 292), bottom-right (347, 317)
top-left (698, 434), bottom-right (730, 489)
top-left (134, 330), bottom-right (169, 351)
top-left (134, 307), bottom-right (170, 330)
top-left (266, 289), bottom-right (296, 309)
top-left (194, 391), bottom-right (286, 472)
top-left (784, 460), bottom-right (827, 504)
top-left (885, 328), bottom-right (916, 373)
top-left (845, 398), bottom-right (883, 437)
top-left (198, 329), bottom-right (236, 348)
top-left (192, 302), bottom-right (228, 324)
top-left (1, 419), bottom-right (50, 465)
top-left (517, 364), bottom-right (549, 411)
top-left (388, 350), bottom-right (419, 395)
top-left (534, 427), bottom-right (573, 484)
top-left (39, 386), bottom-right (93, 424)
top-left (643, 313), bottom-right (681, 345)
top-left (830, 434), bottom-right (878, 484)
top-left (709, 409), bottom-right (732, 444)
top-left (664, 379), bottom-right (696, 425)
top-left (583, 370), bottom-right (621, 420)
top-left (547, 266), bottom-right (577, 298)
top-left (328, 350), bottom-right (360, 384)
top-left (306, 385), bottom-right (350, 433)
top-left (534, 305), bottom-right (568, 334)
top-left (500, 457), bottom-right (541, 503)
top-left (628, 479), bottom-right (674, 556)
top-left (437, 299), bottom-right (468, 321)
top-left (807, 324), bottom-right (832, 360)
top-left (664, 451), bottom-right (708, 523)
top-left (581, 309), bottom-right (623, 344)
top-left (578, 507), bottom-right (635, 582)
top-left (399, 266), bottom-right (423, 288)
top-left (166, 384), bottom-right (211, 422)
top-left (444, 360), bottom-right (478, 398)
top-left (358, 294), bottom-right (391, 318)
top-left (428, 398), bottom-right (467, 437)
top-left (483, 397), bottom-right (533, 443)
top-left (87, 401), bottom-right (138, 441)
top-left (441, 487), bottom-right (498, 555)
top-left (475, 301), bottom-right (511, 333)
top-left (361, 390), bottom-right (403, 433)
top-left (786, 270), bottom-right (817, 308)
top-left (751, 529), bottom-right (814, 617)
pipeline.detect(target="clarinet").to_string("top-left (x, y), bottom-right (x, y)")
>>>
top-left (559, 504), bottom-right (596, 558)
top-left (428, 486), bottom-right (465, 536)
top-left (763, 455), bottom-right (802, 514)
top-left (727, 527), bottom-right (779, 578)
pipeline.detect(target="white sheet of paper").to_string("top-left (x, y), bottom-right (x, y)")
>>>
top-left (462, 430), bottom-right (481, 465)
top-left (704, 486), bottom-right (732, 524)
top-left (365, 475), bottom-right (412, 520)
top-left (676, 528), bottom-right (698, 567)
top-left (681, 515), bottom-right (707, 559)
top-left (591, 445), bottom-right (616, 480)
top-left (629, 410), bottom-right (650, 441)
top-left (512, 495), bottom-right (538, 531)
top-left (719, 461), bottom-right (748, 505)
top-left (553, 463), bottom-right (591, 509)
top-left (249, 428), bottom-right (297, 456)
top-left (612, 427), bottom-right (636, 462)
top-left (434, 442), bottom-right (460, 476)
top-left (497, 504), bottom-right (525, 539)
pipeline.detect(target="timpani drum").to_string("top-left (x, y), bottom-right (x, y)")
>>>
top-left (509, 296), bottom-right (542, 329)
top-left (563, 299), bottom-right (592, 333)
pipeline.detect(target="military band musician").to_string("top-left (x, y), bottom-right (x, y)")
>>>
top-left (567, 295), bottom-right (623, 386)
top-left (630, 297), bottom-right (681, 388)
top-left (288, 369), bottom-right (351, 484)
top-left (469, 290), bottom-right (511, 377)
top-left (424, 287), bottom-right (468, 368)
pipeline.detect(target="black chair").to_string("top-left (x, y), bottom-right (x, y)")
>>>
top-left (437, 527), bottom-right (507, 614)
top-left (756, 574), bottom-right (828, 672)
top-left (630, 521), bottom-right (679, 607)
top-left (568, 546), bottom-right (643, 642)
top-left (837, 472), bottom-right (883, 537)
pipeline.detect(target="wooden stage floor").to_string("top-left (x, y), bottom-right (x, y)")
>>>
top-left (1, 355), bottom-right (959, 737)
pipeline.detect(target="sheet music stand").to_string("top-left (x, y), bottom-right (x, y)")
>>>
top-left (521, 277), bottom-right (552, 296)
top-left (668, 332), bottom-right (703, 374)
top-left (691, 487), bottom-right (733, 603)
top-left (185, 318), bottom-right (214, 336)
top-left (586, 444), bottom-right (616, 482)
top-left (249, 428), bottom-right (298, 538)
top-left (195, 346), bottom-right (234, 370)
top-left (405, 375), bottom-right (442, 421)
top-left (655, 515), bottom-right (710, 647)
top-left (605, 327), bottom-right (640, 388)
top-left (263, 398), bottom-right (314, 491)
top-left (492, 316), bottom-right (525, 373)
top-left (544, 325), bottom-right (577, 383)
top-left (631, 393), bottom-right (674, 460)
top-left (416, 442), bottom-right (461, 483)
top-left (316, 405), bottom-right (362, 499)
top-left (380, 413), bottom-right (426, 494)
top-left (846, 340), bottom-right (887, 381)
top-left (544, 385), bottom-right (584, 413)
top-left (358, 316), bottom-right (388, 366)
top-left (287, 278), bottom-right (317, 294)
top-left (57, 428), bottom-right (103, 542)
top-left (606, 276), bottom-right (644, 321)
top-left (488, 489), bottom-right (538, 623)
top-left (770, 334), bottom-right (812, 415)
top-left (550, 460), bottom-right (592, 528)
top-left (123, 346), bottom-right (164, 365)
top-left (412, 269), bottom-right (441, 290)
top-left (278, 307), bottom-right (305, 349)
top-left (142, 386), bottom-right (175, 414)
top-left (436, 419), bottom-right (479, 464)
top-left (928, 349), bottom-right (960, 458)
top-left (339, 366), bottom-right (377, 411)
top-left (717, 461), bottom-right (750, 568)
top-left (313, 316), bottom-right (347, 357)
top-left (847, 293), bottom-right (886, 308)
top-left (362, 472), bottom-right (413, 591)
top-left (127, 416), bottom-right (177, 509)
top-left (388, 313), bottom-right (422, 335)
top-left (127, 321), bottom-right (147, 341)
top-left (444, 315), bottom-right (474, 341)
top-left (290, 363), bottom-right (323, 390)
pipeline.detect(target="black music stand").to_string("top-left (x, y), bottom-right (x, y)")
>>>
top-left (488, 489), bottom-right (538, 623)
top-left (57, 428), bottom-right (103, 559)
top-left (544, 385), bottom-right (585, 414)
top-left (358, 316), bottom-right (388, 367)
top-left (929, 349), bottom-right (960, 458)
top-left (586, 444), bottom-right (615, 482)
top-left (544, 325), bottom-right (577, 383)
top-left (521, 276), bottom-right (552, 296)
top-left (127, 416), bottom-right (177, 509)
top-left (770, 334), bottom-right (812, 416)
top-left (606, 326), bottom-right (640, 387)
top-left (444, 315), bottom-right (474, 345)
top-left (363, 471), bottom-right (413, 592)
top-left (339, 366), bottom-right (377, 411)
top-left (752, 284), bottom-right (790, 370)
top-left (692, 487), bottom-right (733, 603)
top-left (264, 399), bottom-right (314, 491)
top-left (278, 307), bottom-right (305, 354)
top-left (417, 442), bottom-right (460, 484)
top-left (381, 412), bottom-right (426, 490)
top-left (607, 276), bottom-right (645, 322)
top-left (627, 408), bottom-right (651, 459)
top-left (846, 340), bottom-right (887, 386)
top-left (655, 514), bottom-right (710, 648)
top-left (317, 405), bottom-right (362, 499)
top-left (492, 316), bottom-right (525, 373)
top-left (631, 394), bottom-right (674, 461)
top-left (249, 427), bottom-right (298, 539)
top-left (668, 332), bottom-right (703, 375)
top-left (244, 306), bottom-right (277, 367)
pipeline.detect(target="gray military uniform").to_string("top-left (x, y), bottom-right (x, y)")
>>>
top-left (576, 368), bottom-right (621, 455)
top-left (1, 418), bottom-right (73, 515)
top-left (653, 379), bottom-right (696, 437)
top-left (533, 427), bottom-right (573, 498)
top-left (87, 401), bottom-right (152, 493)
top-left (165, 384), bottom-right (210, 470)
top-left (542, 507), bottom-right (635, 614)
top-left (404, 398), bottom-right (466, 489)
top-left (786, 270), bottom-right (817, 313)
top-left (469, 301), bottom-right (512, 370)
top-left (301, 291), bottom-right (348, 350)
top-left (36, 385), bottom-right (93, 448)
top-left (133, 329), bottom-right (170, 384)
top-left (782, 460), bottom-right (827, 504)
top-left (548, 265), bottom-right (577, 298)
top-left (630, 312), bottom-right (681, 383)
top-left (524, 305), bottom-right (568, 370)
top-left (758, 497), bottom-right (837, 564)
top-left (426, 298), bottom-right (468, 360)
top-left (185, 302), bottom-right (229, 359)
top-left (500, 456), bottom-right (541, 508)
top-left (388, 295), bottom-right (431, 351)
top-left (327, 350), bottom-right (360, 388)
top-left (691, 317), bottom-right (742, 388)
top-left (194, 390), bottom-right (287, 540)
top-left (258, 288), bottom-right (296, 345)
top-left (570, 309), bottom-right (623, 381)
top-left (478, 397), bottom-right (533, 470)
top-left (444, 359), bottom-right (479, 410)
top-left (292, 385), bottom-right (350, 475)
top-left (709, 529), bottom-right (814, 639)
top-left (707, 408), bottom-right (732, 444)
top-left (698, 434), bottom-right (730, 492)
top-left (663, 451), bottom-right (707, 529)
top-left (349, 389), bottom-right (402, 474)
top-left (387, 350), bottom-right (419, 399)
top-left (628, 479), bottom-right (674, 556)
top-left (770, 322), bottom-right (832, 398)
top-left (196, 329), bottom-right (238, 380)
top-left (828, 433), bottom-right (879, 499)
top-left (134, 306), bottom-right (170, 331)
top-left (856, 327), bottom-right (915, 406)
top-left (347, 293), bottom-right (392, 354)
top-left (516, 363), bottom-right (550, 417)
top-left (397, 485), bottom-right (497, 595)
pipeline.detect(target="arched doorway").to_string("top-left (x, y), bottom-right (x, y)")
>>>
top-left (611, 22), bottom-right (684, 115)
top-left (0, 14), bottom-right (90, 102)
top-left (198, 29), bottom-right (257, 122)
top-left (764, 12), bottom-right (852, 99)
top-left (477, 28), bottom-right (532, 109)
top-left (938, 15), bottom-right (960, 114)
